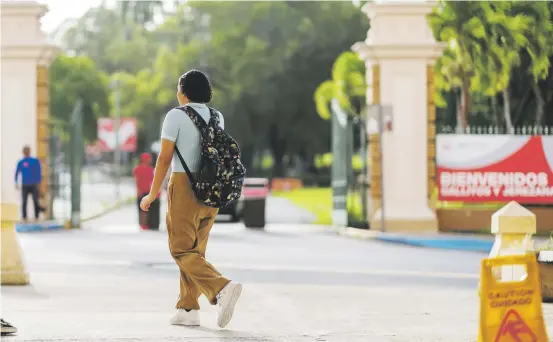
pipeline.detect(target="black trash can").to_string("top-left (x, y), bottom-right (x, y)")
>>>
top-left (243, 198), bottom-right (266, 228)
top-left (242, 178), bottom-right (269, 229)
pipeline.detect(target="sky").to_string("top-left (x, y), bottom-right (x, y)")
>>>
top-left (39, 0), bottom-right (105, 33)
top-left (39, 0), bottom-right (177, 35)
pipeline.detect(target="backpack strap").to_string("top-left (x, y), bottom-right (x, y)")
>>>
top-left (207, 107), bottom-right (220, 127)
top-left (174, 146), bottom-right (196, 184)
top-left (177, 105), bottom-right (208, 130)
top-left (173, 105), bottom-right (210, 185)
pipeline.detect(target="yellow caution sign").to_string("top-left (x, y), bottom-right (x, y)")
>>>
top-left (478, 254), bottom-right (548, 342)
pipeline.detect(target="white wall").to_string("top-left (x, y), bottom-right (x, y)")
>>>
top-left (0, 60), bottom-right (38, 204)
top-left (354, 1), bottom-right (444, 229)
top-left (1, 1), bottom-right (53, 207)
top-left (380, 59), bottom-right (430, 218)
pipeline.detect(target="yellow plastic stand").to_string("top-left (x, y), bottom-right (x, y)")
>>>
top-left (478, 254), bottom-right (548, 342)
top-left (1, 202), bottom-right (29, 285)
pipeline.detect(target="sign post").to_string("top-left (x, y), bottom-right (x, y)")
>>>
top-left (331, 99), bottom-right (349, 226)
top-left (367, 104), bottom-right (393, 232)
top-left (114, 79), bottom-right (121, 200)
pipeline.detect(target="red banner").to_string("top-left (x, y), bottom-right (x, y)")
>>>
top-left (437, 135), bottom-right (553, 203)
top-left (97, 117), bottom-right (138, 152)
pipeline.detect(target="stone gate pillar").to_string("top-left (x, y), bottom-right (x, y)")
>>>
top-left (1, 0), bottom-right (57, 284)
top-left (353, 1), bottom-right (445, 232)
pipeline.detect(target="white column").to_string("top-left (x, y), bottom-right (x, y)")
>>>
top-left (1, 0), bottom-right (56, 208)
top-left (1, 0), bottom-right (57, 284)
top-left (353, 1), bottom-right (445, 232)
top-left (489, 202), bottom-right (536, 281)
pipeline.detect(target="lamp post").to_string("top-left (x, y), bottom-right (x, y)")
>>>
top-left (110, 78), bottom-right (121, 201)
top-left (69, 100), bottom-right (84, 228)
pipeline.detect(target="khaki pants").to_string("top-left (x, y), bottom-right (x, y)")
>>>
top-left (167, 173), bottom-right (229, 310)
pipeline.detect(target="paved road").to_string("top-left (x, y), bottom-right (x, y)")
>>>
top-left (3, 206), bottom-right (552, 341)
top-left (51, 167), bottom-right (136, 221)
top-left (52, 165), bottom-right (316, 223)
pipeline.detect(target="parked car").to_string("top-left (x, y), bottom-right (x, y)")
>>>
top-left (218, 195), bottom-right (244, 222)
top-left (217, 178), bottom-right (269, 222)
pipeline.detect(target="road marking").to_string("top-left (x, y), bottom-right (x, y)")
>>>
top-left (30, 256), bottom-right (478, 280)
top-left (151, 262), bottom-right (479, 280)
top-left (219, 263), bottom-right (479, 279)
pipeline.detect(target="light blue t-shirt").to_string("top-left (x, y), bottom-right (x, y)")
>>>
top-left (161, 103), bottom-right (225, 173)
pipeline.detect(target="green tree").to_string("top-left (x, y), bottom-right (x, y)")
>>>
top-left (429, 1), bottom-right (496, 129)
top-left (433, 1), bottom-right (553, 130)
top-left (474, 3), bottom-right (532, 131)
top-left (314, 52), bottom-right (367, 119)
top-left (49, 54), bottom-right (110, 141)
top-left (513, 2), bottom-right (553, 126)
top-left (118, 0), bottom-right (164, 28)
top-left (433, 47), bottom-right (464, 124)
top-left (254, 2), bottom-right (368, 175)
top-left (60, 0), bottom-right (368, 176)
top-left (62, 5), bottom-right (159, 74)
top-left (169, 1), bottom-right (369, 175)
top-left (480, 2), bottom-right (551, 130)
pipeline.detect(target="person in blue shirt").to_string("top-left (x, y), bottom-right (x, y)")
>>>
top-left (14, 145), bottom-right (44, 220)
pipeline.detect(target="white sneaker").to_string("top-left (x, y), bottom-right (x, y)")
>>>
top-left (216, 281), bottom-right (242, 328)
top-left (170, 309), bottom-right (200, 326)
top-left (1, 319), bottom-right (17, 335)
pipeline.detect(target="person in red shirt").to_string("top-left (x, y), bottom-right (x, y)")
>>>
top-left (133, 153), bottom-right (160, 230)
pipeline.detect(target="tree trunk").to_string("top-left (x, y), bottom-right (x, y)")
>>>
top-left (491, 96), bottom-right (500, 127)
top-left (268, 123), bottom-right (286, 178)
top-left (253, 149), bottom-right (263, 175)
top-left (503, 87), bottom-right (513, 133)
top-left (459, 81), bottom-right (470, 131)
top-left (271, 147), bottom-right (286, 178)
top-left (456, 92), bottom-right (463, 133)
top-left (534, 82), bottom-right (545, 126)
top-left (514, 88), bottom-right (532, 127)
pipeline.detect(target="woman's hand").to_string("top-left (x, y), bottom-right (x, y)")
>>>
top-left (140, 193), bottom-right (155, 211)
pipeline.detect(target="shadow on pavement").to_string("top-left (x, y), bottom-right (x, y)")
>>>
top-left (188, 326), bottom-right (264, 339)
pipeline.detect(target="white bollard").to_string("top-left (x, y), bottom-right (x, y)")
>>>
top-left (489, 201), bottom-right (536, 281)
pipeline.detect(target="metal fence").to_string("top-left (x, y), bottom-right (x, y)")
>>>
top-left (48, 101), bottom-right (136, 227)
top-left (438, 125), bottom-right (553, 135)
top-left (48, 122), bottom-right (71, 223)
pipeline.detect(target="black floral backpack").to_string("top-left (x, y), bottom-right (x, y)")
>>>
top-left (174, 105), bottom-right (246, 208)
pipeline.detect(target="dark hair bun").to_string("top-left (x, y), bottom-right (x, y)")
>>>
top-left (178, 70), bottom-right (212, 103)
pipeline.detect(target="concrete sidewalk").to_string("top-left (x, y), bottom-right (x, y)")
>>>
top-left (3, 271), bottom-right (482, 342)
top-left (5, 205), bottom-right (553, 341)
top-left (52, 179), bottom-right (136, 222)
top-left (334, 227), bottom-right (552, 253)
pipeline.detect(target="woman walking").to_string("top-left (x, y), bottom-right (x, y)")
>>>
top-left (140, 70), bottom-right (244, 328)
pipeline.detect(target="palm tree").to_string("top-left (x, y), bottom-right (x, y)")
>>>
top-left (314, 51), bottom-right (367, 227)
top-left (314, 51), bottom-right (366, 119)
top-left (428, 1), bottom-right (496, 130)
top-left (514, 2), bottom-right (553, 126)
top-left (433, 45), bottom-right (473, 131)
top-left (474, 3), bottom-right (532, 131)
top-left (481, 2), bottom-right (551, 130)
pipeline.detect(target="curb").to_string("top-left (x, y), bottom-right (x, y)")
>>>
top-left (16, 197), bottom-right (134, 233)
top-left (81, 196), bottom-right (134, 222)
top-left (332, 227), bottom-right (494, 253)
top-left (16, 221), bottom-right (65, 233)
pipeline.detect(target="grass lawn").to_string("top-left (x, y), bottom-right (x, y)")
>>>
top-left (273, 187), bottom-right (509, 226)
top-left (272, 187), bottom-right (363, 225)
